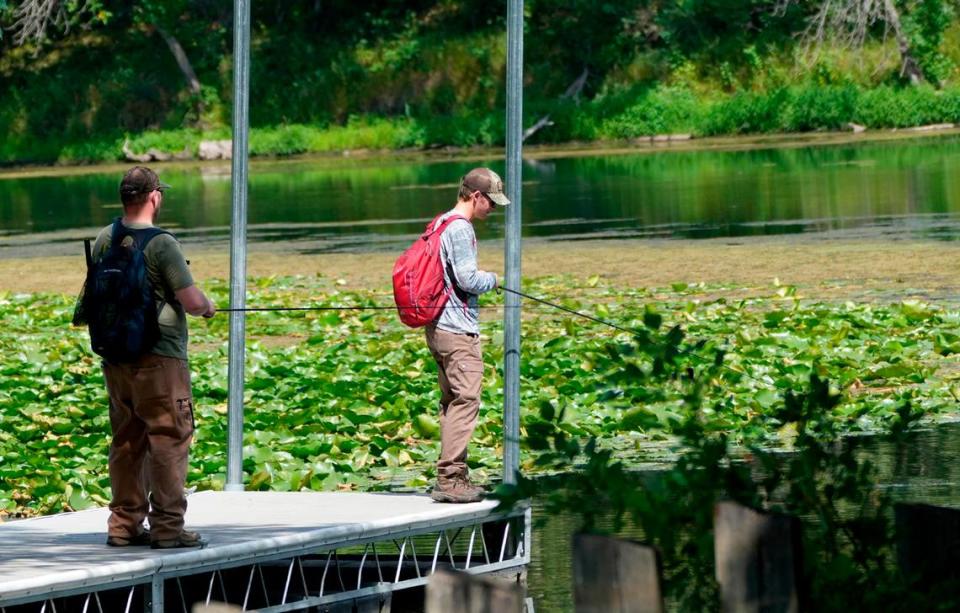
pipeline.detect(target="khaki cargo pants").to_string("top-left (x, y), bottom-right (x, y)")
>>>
top-left (425, 325), bottom-right (484, 479)
top-left (102, 354), bottom-right (195, 542)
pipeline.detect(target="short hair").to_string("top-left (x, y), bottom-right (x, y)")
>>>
top-left (458, 181), bottom-right (475, 201)
top-left (121, 191), bottom-right (152, 208)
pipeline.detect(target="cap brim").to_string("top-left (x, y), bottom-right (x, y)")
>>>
top-left (158, 180), bottom-right (172, 191)
top-left (488, 191), bottom-right (510, 206)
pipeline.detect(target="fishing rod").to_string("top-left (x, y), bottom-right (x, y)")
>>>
top-left (497, 286), bottom-right (637, 335)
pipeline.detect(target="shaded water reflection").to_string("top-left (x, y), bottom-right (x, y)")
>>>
top-left (2, 135), bottom-right (960, 257)
top-left (526, 421), bottom-right (960, 612)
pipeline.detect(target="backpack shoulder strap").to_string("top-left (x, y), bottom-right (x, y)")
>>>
top-left (134, 227), bottom-right (174, 250)
top-left (429, 213), bottom-right (467, 237)
top-left (133, 227), bottom-right (177, 303)
top-left (109, 217), bottom-right (126, 249)
top-left (108, 218), bottom-right (175, 251)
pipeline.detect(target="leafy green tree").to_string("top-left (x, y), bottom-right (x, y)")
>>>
top-left (902, 0), bottom-right (956, 86)
top-left (526, 0), bottom-right (647, 96)
top-left (658, 0), bottom-right (801, 64)
top-left (122, 0), bottom-right (231, 124)
top-left (1, 0), bottom-right (226, 124)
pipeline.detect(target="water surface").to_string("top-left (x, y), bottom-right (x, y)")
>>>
top-left (2, 135), bottom-right (960, 258)
top-left (527, 420), bottom-right (960, 611)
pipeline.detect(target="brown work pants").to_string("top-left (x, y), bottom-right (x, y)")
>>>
top-left (425, 325), bottom-right (484, 479)
top-left (102, 354), bottom-right (195, 542)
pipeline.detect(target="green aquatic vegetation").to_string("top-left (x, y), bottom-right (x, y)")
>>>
top-left (495, 312), bottom-right (941, 609)
top-left (0, 276), bottom-right (958, 517)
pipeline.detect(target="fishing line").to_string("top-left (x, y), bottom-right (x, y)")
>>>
top-left (217, 289), bottom-right (749, 381)
top-left (499, 286), bottom-right (751, 380)
top-left (216, 288), bottom-right (637, 329)
top-left (220, 305), bottom-right (396, 312)
top-left (216, 289), bottom-right (662, 337)
top-left (217, 305), bottom-right (526, 312)
top-left (499, 287), bottom-right (773, 386)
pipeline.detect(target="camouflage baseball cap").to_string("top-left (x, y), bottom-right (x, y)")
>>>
top-left (461, 168), bottom-right (510, 206)
top-left (119, 166), bottom-right (171, 197)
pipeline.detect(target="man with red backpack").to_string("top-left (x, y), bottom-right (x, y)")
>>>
top-left (420, 167), bottom-right (509, 503)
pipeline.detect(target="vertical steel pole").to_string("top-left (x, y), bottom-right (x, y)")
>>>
top-left (503, 0), bottom-right (524, 485)
top-left (225, 0), bottom-right (251, 492)
top-left (149, 577), bottom-right (164, 613)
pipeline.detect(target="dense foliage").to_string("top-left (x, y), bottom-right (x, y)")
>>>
top-left (2, 274), bottom-right (958, 518)
top-left (494, 282), bottom-right (957, 609)
top-left (1, 1), bottom-right (960, 164)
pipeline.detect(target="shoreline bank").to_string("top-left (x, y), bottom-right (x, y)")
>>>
top-left (2, 126), bottom-right (959, 181)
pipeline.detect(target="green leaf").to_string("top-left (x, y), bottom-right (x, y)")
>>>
top-left (620, 407), bottom-right (660, 431)
top-left (643, 306), bottom-right (662, 330)
top-left (539, 400), bottom-right (556, 422)
top-left (413, 413), bottom-right (439, 439)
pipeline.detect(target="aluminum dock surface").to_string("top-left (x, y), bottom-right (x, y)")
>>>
top-left (0, 491), bottom-right (530, 612)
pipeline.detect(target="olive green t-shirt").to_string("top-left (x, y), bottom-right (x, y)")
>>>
top-left (92, 221), bottom-right (195, 361)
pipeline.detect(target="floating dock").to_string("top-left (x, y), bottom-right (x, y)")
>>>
top-left (0, 491), bottom-right (530, 612)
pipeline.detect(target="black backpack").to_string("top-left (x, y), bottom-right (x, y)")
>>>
top-left (73, 218), bottom-right (172, 363)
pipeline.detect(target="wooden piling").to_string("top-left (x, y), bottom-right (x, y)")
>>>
top-left (572, 533), bottom-right (664, 613)
top-left (425, 569), bottom-right (525, 613)
top-left (713, 501), bottom-right (804, 612)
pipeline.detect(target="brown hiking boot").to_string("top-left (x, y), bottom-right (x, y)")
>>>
top-left (106, 529), bottom-right (151, 547)
top-left (431, 475), bottom-right (485, 503)
top-left (151, 529), bottom-right (206, 549)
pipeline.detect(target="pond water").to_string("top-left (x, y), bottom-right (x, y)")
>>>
top-left (2, 134), bottom-right (960, 258)
top-left (526, 420), bottom-right (960, 611)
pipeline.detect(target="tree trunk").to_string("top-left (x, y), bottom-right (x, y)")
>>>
top-left (523, 67), bottom-right (589, 142)
top-left (882, 0), bottom-right (924, 85)
top-left (156, 27), bottom-right (203, 96)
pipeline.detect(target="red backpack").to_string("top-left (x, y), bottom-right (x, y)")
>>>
top-left (393, 213), bottom-right (465, 327)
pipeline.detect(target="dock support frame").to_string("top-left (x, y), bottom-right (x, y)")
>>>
top-left (1, 507), bottom-right (529, 613)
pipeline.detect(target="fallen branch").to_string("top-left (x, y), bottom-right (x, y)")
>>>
top-left (905, 123), bottom-right (955, 132)
top-left (523, 67), bottom-right (589, 142)
top-left (523, 116), bottom-right (555, 142)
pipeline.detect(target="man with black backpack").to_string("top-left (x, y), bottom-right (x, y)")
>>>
top-left (420, 168), bottom-right (509, 503)
top-left (84, 166), bottom-right (216, 549)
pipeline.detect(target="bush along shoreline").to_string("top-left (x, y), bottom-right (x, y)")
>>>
top-left (4, 83), bottom-right (960, 168)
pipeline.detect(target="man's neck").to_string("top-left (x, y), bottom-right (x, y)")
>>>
top-left (452, 200), bottom-right (474, 221)
top-left (122, 208), bottom-right (154, 225)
